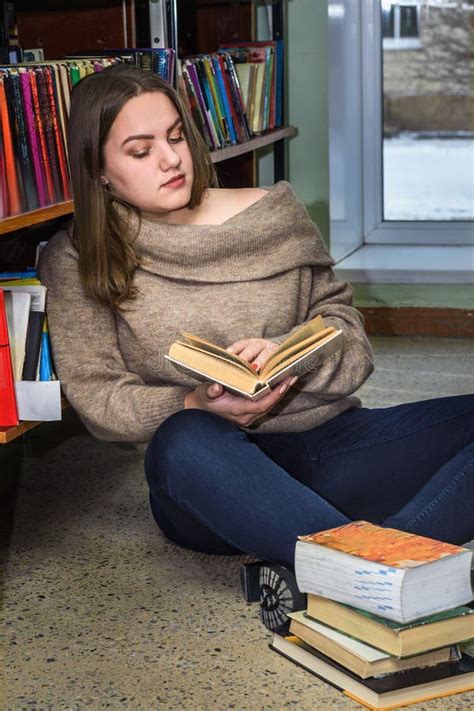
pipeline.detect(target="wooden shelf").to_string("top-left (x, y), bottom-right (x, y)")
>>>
top-left (0, 201), bottom-right (74, 236)
top-left (210, 126), bottom-right (297, 163)
top-left (0, 397), bottom-right (69, 445)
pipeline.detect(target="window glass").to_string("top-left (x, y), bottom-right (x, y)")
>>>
top-left (382, 7), bottom-right (394, 37)
top-left (382, 1), bottom-right (474, 220)
top-left (400, 6), bottom-right (418, 37)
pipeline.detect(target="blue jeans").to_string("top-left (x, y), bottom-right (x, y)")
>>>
top-left (144, 395), bottom-right (474, 566)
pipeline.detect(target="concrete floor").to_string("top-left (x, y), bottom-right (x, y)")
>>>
top-left (2, 336), bottom-right (474, 710)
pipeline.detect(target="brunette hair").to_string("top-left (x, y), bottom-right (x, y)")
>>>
top-left (68, 63), bottom-right (217, 310)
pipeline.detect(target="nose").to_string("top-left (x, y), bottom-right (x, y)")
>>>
top-left (158, 141), bottom-right (181, 171)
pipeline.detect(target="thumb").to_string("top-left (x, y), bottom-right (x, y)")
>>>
top-left (206, 382), bottom-right (223, 399)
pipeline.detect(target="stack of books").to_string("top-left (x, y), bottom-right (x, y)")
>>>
top-left (270, 521), bottom-right (474, 709)
top-left (0, 257), bottom-right (61, 426)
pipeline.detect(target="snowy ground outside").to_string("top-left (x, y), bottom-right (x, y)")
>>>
top-left (383, 134), bottom-right (474, 221)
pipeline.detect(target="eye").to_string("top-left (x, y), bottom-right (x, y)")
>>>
top-left (131, 150), bottom-right (150, 159)
top-left (169, 132), bottom-right (185, 144)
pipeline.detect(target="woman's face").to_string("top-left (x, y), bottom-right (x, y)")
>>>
top-left (101, 91), bottom-right (194, 221)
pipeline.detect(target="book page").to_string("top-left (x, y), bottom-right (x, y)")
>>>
top-left (263, 330), bottom-right (341, 381)
top-left (168, 341), bottom-right (261, 394)
top-left (180, 332), bottom-right (255, 373)
top-left (270, 315), bottom-right (326, 359)
top-left (260, 326), bottom-right (335, 378)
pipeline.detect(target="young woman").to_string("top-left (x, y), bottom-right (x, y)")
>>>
top-left (39, 65), bottom-right (474, 574)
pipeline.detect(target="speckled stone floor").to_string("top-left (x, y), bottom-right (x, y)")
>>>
top-left (1, 336), bottom-right (474, 710)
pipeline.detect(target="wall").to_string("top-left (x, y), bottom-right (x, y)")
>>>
top-left (257, 0), bottom-right (330, 245)
top-left (383, 6), bottom-right (474, 131)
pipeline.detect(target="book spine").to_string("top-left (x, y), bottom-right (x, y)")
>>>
top-left (11, 70), bottom-right (39, 211)
top-left (221, 53), bottom-right (250, 142)
top-left (186, 60), bottom-right (218, 151)
top-left (212, 55), bottom-right (237, 145)
top-left (180, 62), bottom-right (213, 150)
top-left (4, 72), bottom-right (27, 211)
top-left (19, 69), bottom-right (48, 208)
top-left (45, 66), bottom-right (71, 201)
top-left (0, 289), bottom-right (19, 426)
top-left (202, 55), bottom-right (228, 144)
top-left (195, 58), bottom-right (224, 148)
top-left (39, 319), bottom-right (54, 381)
top-left (216, 54), bottom-right (241, 143)
top-left (36, 67), bottom-right (63, 203)
top-left (0, 73), bottom-right (21, 215)
top-left (21, 310), bottom-right (45, 381)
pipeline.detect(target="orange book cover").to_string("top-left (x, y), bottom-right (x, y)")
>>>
top-left (0, 75), bottom-right (21, 216)
top-left (29, 69), bottom-right (55, 205)
top-left (298, 521), bottom-right (466, 569)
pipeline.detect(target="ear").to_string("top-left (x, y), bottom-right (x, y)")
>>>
top-left (100, 174), bottom-right (110, 186)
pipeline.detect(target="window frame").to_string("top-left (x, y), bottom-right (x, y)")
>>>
top-left (382, 2), bottom-right (422, 50)
top-left (361, 0), bottom-right (474, 246)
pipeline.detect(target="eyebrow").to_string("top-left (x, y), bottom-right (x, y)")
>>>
top-left (121, 117), bottom-right (183, 147)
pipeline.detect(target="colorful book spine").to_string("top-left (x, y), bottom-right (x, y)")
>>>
top-left (45, 66), bottom-right (71, 201)
top-left (0, 74), bottom-right (21, 215)
top-left (39, 318), bottom-right (54, 382)
top-left (19, 69), bottom-right (48, 208)
top-left (0, 289), bottom-right (18, 426)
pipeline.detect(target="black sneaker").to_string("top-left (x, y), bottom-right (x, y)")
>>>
top-left (258, 563), bottom-right (307, 636)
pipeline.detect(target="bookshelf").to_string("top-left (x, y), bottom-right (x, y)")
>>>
top-left (1, 0), bottom-right (295, 444)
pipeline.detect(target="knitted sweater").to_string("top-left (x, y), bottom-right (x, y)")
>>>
top-left (39, 181), bottom-right (374, 443)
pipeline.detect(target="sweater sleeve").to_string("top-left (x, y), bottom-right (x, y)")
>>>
top-left (271, 264), bottom-right (374, 402)
top-left (38, 232), bottom-right (188, 443)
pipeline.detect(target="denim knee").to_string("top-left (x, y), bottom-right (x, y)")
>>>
top-left (144, 408), bottom-right (236, 498)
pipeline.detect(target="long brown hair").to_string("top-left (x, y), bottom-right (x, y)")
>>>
top-left (68, 63), bottom-right (217, 310)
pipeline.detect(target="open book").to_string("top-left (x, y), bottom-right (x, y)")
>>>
top-left (165, 315), bottom-right (342, 400)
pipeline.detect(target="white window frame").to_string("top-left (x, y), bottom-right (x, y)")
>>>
top-left (362, 0), bottom-right (473, 246)
top-left (382, 1), bottom-right (422, 50)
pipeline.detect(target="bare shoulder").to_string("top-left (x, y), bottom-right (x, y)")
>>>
top-left (205, 187), bottom-right (269, 223)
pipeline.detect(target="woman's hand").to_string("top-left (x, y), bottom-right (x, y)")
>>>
top-left (183, 375), bottom-right (298, 427)
top-left (226, 337), bottom-right (280, 372)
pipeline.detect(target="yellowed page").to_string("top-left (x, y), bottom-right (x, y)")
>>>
top-left (180, 333), bottom-right (255, 373)
top-left (260, 326), bottom-right (335, 378)
top-left (270, 315), bottom-right (326, 361)
top-left (263, 330), bottom-right (341, 380)
top-left (168, 342), bottom-right (260, 394)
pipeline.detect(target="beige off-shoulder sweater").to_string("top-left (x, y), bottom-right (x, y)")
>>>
top-left (39, 181), bottom-right (374, 443)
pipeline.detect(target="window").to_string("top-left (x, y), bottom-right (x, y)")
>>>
top-left (328, 0), bottom-right (473, 264)
top-left (382, 2), bottom-right (421, 49)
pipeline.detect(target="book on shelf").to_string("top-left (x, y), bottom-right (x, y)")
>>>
top-left (0, 288), bottom-right (18, 426)
top-left (3, 289), bottom-right (31, 381)
top-left (287, 610), bottom-right (460, 680)
top-left (294, 521), bottom-right (473, 623)
top-left (65, 49), bottom-right (175, 84)
top-left (306, 595), bottom-right (474, 658)
top-left (270, 634), bottom-right (474, 711)
top-left (0, 57), bottom-right (128, 219)
top-left (165, 315), bottom-right (342, 401)
top-left (219, 41), bottom-right (284, 134)
top-left (0, 278), bottom-right (61, 422)
top-left (179, 52), bottom-right (251, 151)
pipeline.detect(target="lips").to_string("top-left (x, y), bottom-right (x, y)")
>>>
top-left (162, 174), bottom-right (185, 188)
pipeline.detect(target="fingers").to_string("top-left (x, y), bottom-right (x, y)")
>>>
top-left (227, 339), bottom-right (279, 370)
top-left (206, 382), bottom-right (224, 399)
top-left (253, 342), bottom-right (279, 371)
